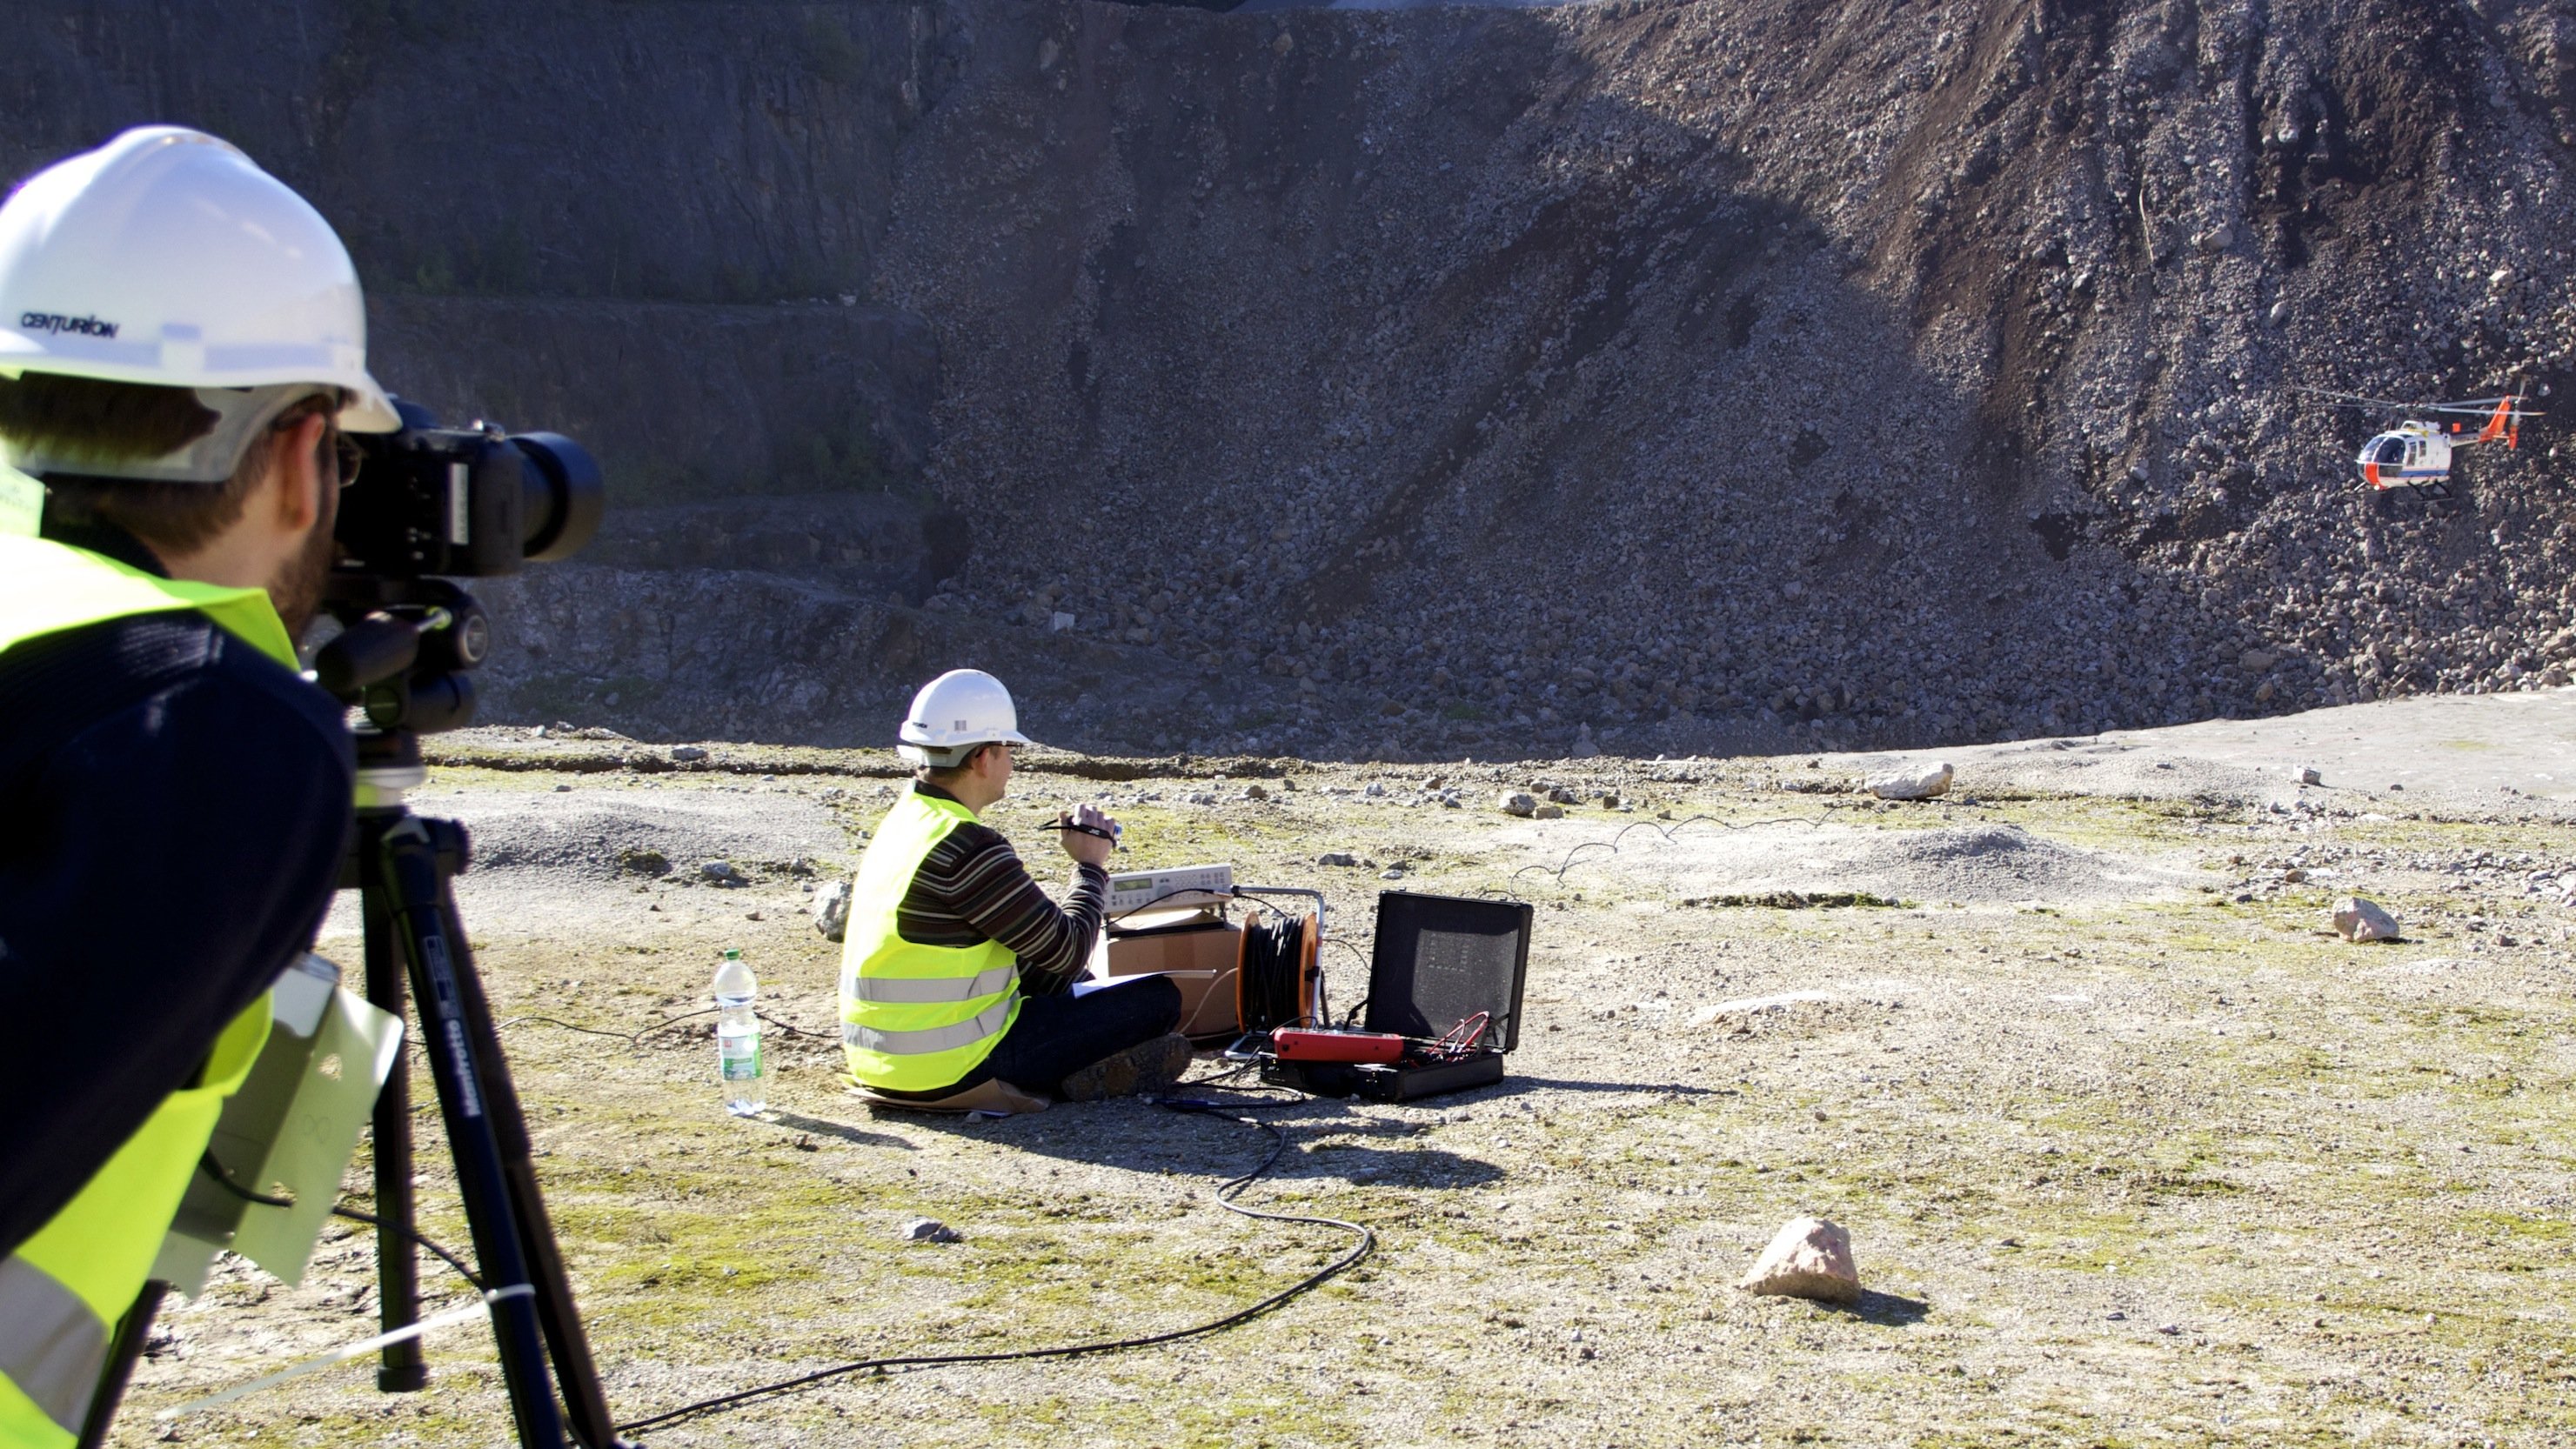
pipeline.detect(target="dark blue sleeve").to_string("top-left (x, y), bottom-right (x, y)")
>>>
top-left (0, 643), bottom-right (351, 1259)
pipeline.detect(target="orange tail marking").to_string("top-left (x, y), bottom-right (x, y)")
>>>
top-left (2478, 396), bottom-right (2515, 445)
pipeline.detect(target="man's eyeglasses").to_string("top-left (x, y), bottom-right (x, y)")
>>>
top-left (274, 398), bottom-right (364, 489)
top-left (331, 430), bottom-right (364, 490)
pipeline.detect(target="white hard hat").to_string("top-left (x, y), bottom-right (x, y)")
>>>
top-left (897, 669), bottom-right (1033, 766)
top-left (0, 126), bottom-right (397, 437)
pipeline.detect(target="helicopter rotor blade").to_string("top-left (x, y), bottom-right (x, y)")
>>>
top-left (2290, 385), bottom-right (2428, 411)
top-left (2292, 386), bottom-right (2544, 417)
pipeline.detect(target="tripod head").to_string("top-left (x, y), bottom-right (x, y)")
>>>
top-left (316, 575), bottom-right (488, 808)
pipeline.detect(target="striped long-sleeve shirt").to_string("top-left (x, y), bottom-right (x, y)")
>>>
top-left (894, 781), bottom-right (1107, 996)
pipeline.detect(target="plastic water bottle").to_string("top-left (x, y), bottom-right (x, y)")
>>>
top-left (713, 948), bottom-right (765, 1117)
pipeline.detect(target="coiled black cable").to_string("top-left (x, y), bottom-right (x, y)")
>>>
top-left (1235, 912), bottom-right (1314, 1032)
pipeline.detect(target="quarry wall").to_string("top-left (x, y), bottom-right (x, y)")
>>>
top-left (7, 0), bottom-right (2576, 758)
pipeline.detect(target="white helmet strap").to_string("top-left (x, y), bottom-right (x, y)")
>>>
top-left (2, 380), bottom-right (329, 484)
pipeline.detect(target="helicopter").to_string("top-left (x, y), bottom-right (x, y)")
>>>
top-left (2298, 387), bottom-right (2545, 498)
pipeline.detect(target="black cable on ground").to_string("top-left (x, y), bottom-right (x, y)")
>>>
top-left (613, 1098), bottom-right (1374, 1436)
top-left (500, 1005), bottom-right (835, 1050)
top-left (327, 1204), bottom-right (485, 1292)
top-left (197, 1152), bottom-right (484, 1291)
top-left (1511, 809), bottom-right (1844, 885)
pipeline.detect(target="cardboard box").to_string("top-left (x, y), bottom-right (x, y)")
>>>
top-left (1087, 923), bottom-right (1241, 1039)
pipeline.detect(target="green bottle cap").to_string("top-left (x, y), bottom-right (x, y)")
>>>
top-left (723, 948), bottom-right (742, 960)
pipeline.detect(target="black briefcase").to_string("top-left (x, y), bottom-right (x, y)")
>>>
top-left (1260, 891), bottom-right (1533, 1102)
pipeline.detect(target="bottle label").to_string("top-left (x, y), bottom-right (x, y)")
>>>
top-left (720, 1037), bottom-right (763, 1081)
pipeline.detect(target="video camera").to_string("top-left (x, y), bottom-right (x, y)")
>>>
top-left (334, 398), bottom-right (603, 579)
top-left (317, 398), bottom-right (605, 737)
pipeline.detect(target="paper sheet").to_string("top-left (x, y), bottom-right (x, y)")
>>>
top-left (1071, 972), bottom-right (1172, 998)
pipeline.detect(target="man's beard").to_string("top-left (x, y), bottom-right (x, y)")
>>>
top-left (269, 516), bottom-right (336, 640)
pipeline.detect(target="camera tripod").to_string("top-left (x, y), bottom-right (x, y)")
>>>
top-left (348, 724), bottom-right (630, 1449)
top-left (72, 724), bottom-right (629, 1448)
top-left (80, 576), bottom-right (627, 1447)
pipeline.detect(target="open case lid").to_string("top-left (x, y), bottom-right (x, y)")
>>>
top-left (1362, 891), bottom-right (1534, 1052)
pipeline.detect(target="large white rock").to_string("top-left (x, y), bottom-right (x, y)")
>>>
top-left (1866, 762), bottom-right (1954, 800)
top-left (2332, 896), bottom-right (2401, 943)
top-left (814, 877), bottom-right (853, 942)
top-left (1738, 1216), bottom-right (1862, 1304)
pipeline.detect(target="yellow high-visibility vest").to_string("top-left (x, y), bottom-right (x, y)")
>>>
top-left (0, 537), bottom-right (288, 1447)
top-left (839, 791), bottom-right (1021, 1092)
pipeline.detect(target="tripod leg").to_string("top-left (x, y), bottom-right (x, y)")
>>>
top-left (378, 814), bottom-right (569, 1449)
top-left (422, 818), bottom-right (628, 1449)
top-left (74, 1282), bottom-right (162, 1449)
top-left (358, 834), bottom-right (429, 1392)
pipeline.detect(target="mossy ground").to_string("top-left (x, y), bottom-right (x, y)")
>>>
top-left (117, 745), bottom-right (2576, 1446)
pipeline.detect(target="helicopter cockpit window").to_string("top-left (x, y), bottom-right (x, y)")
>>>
top-left (2370, 437), bottom-right (2410, 467)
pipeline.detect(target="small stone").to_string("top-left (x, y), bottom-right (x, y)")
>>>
top-left (700, 860), bottom-right (740, 884)
top-left (1534, 804), bottom-right (1565, 820)
top-left (1365, 782), bottom-right (1387, 798)
top-left (2238, 649), bottom-right (2278, 672)
top-left (2298, 766), bottom-right (2323, 785)
top-left (1050, 611), bottom-right (1077, 632)
top-left (672, 745), bottom-right (709, 763)
top-left (1316, 851), bottom-right (1358, 867)
top-left (1737, 1217), bottom-right (1861, 1304)
top-left (901, 1219), bottom-right (961, 1244)
top-left (2332, 896), bottom-right (2402, 943)
top-left (1246, 784), bottom-right (1270, 802)
top-left (1867, 762), bottom-right (1954, 800)
top-left (1188, 791), bottom-right (1217, 805)
top-left (1381, 866), bottom-right (1408, 880)
top-left (2282, 867), bottom-right (2307, 884)
top-left (814, 878), bottom-right (854, 941)
top-left (553, 783), bottom-right (572, 793)
top-left (1547, 785), bottom-right (1581, 805)
top-left (2267, 299), bottom-right (2292, 325)
top-left (1499, 791), bottom-right (1538, 818)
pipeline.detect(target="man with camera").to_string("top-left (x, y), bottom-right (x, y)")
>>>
top-left (0, 127), bottom-right (397, 1446)
top-left (842, 669), bottom-right (1190, 1106)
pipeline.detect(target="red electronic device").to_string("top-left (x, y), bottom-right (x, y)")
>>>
top-left (1270, 1028), bottom-right (1405, 1064)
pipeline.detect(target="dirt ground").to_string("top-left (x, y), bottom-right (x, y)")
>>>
top-left (114, 696), bottom-right (2576, 1447)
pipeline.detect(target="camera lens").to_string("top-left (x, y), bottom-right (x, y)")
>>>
top-left (509, 432), bottom-right (605, 562)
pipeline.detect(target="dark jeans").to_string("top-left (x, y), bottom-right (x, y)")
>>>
top-left (877, 976), bottom-right (1183, 1099)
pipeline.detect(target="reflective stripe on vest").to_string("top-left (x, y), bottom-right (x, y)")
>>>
top-left (0, 541), bottom-right (291, 1446)
top-left (0, 1260), bottom-right (106, 1436)
top-left (840, 963), bottom-right (1016, 1005)
top-left (838, 791), bottom-right (1022, 1092)
top-left (840, 997), bottom-right (1016, 1057)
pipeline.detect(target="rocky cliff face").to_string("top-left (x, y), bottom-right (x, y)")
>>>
top-left (8, 0), bottom-right (2575, 757)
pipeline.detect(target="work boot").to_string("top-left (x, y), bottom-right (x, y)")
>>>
top-left (1058, 1032), bottom-right (1194, 1102)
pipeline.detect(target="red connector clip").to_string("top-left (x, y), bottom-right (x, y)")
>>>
top-left (1271, 1028), bottom-right (1406, 1064)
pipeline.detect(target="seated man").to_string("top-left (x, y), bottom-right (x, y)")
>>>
top-left (840, 668), bottom-right (1188, 1103)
